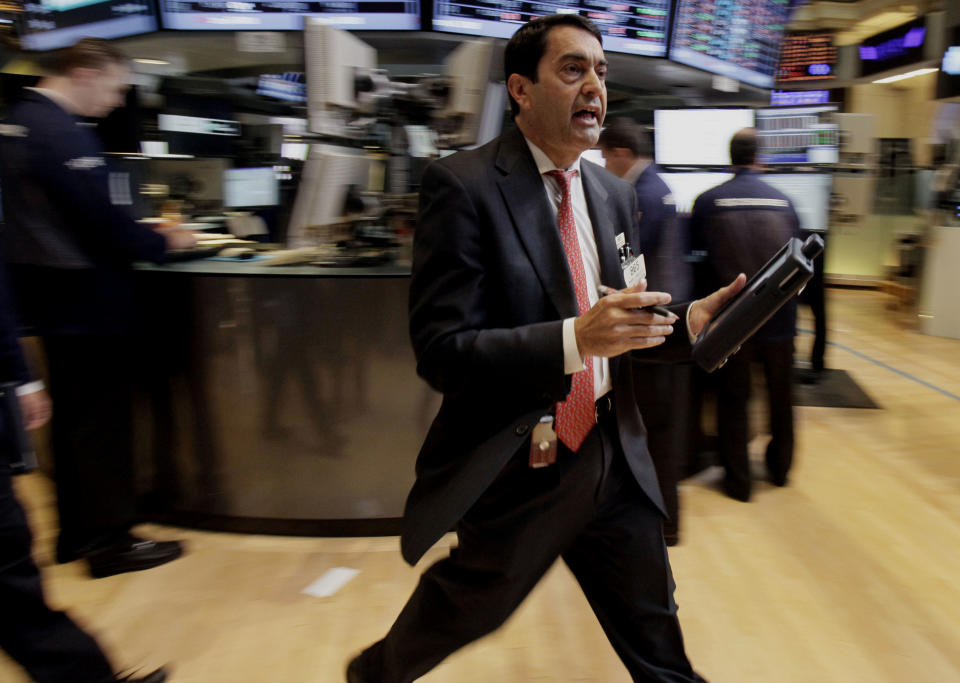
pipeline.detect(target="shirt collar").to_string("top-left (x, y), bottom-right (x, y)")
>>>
top-left (623, 157), bottom-right (652, 185)
top-left (524, 137), bottom-right (582, 177)
top-left (26, 87), bottom-right (79, 116)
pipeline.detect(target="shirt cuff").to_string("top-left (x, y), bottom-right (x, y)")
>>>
top-left (686, 302), bottom-right (699, 344)
top-left (16, 380), bottom-right (44, 396)
top-left (562, 317), bottom-right (586, 375)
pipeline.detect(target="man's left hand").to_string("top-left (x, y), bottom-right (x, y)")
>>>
top-left (19, 389), bottom-right (52, 431)
top-left (688, 274), bottom-right (747, 338)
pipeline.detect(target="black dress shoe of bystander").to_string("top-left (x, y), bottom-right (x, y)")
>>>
top-left (87, 534), bottom-right (183, 579)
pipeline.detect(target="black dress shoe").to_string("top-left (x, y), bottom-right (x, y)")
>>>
top-left (346, 654), bottom-right (369, 683)
top-left (116, 666), bottom-right (167, 682)
top-left (722, 480), bottom-right (751, 503)
top-left (87, 535), bottom-right (183, 579)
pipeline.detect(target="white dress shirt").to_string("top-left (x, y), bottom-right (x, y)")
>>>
top-left (525, 138), bottom-right (612, 400)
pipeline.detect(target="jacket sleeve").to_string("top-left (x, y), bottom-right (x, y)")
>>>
top-left (29, 123), bottom-right (166, 266)
top-left (408, 161), bottom-right (567, 401)
top-left (0, 256), bottom-right (31, 384)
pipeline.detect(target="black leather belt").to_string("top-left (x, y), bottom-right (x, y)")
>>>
top-left (594, 393), bottom-right (614, 423)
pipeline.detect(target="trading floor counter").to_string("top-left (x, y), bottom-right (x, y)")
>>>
top-left (130, 259), bottom-right (440, 536)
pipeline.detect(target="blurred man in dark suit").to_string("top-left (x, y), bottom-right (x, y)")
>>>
top-left (689, 129), bottom-right (802, 502)
top-left (599, 117), bottom-right (693, 545)
top-left (347, 15), bottom-right (745, 682)
top-left (0, 38), bottom-right (194, 578)
top-left (0, 255), bottom-right (166, 682)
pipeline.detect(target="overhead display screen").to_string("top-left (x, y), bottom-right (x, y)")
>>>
top-left (936, 26), bottom-right (960, 100)
top-left (17, 0), bottom-right (158, 51)
top-left (859, 17), bottom-right (927, 78)
top-left (669, 0), bottom-right (793, 88)
top-left (776, 32), bottom-right (837, 82)
top-left (432, 1), bottom-right (673, 57)
top-left (760, 173), bottom-right (832, 232)
top-left (756, 105), bottom-right (838, 165)
top-left (159, 0), bottom-right (420, 31)
top-left (654, 108), bottom-right (756, 167)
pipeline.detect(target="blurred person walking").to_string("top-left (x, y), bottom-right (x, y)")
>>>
top-left (598, 117), bottom-right (694, 545)
top-left (0, 38), bottom-right (194, 578)
top-left (0, 254), bottom-right (167, 682)
top-left (689, 129), bottom-right (802, 501)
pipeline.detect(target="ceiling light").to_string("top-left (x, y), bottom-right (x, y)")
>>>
top-left (872, 67), bottom-right (939, 84)
top-left (133, 58), bottom-right (171, 66)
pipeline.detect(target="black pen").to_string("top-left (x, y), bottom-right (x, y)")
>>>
top-left (597, 284), bottom-right (673, 318)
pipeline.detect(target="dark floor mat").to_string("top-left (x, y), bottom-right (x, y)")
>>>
top-left (793, 368), bottom-right (880, 409)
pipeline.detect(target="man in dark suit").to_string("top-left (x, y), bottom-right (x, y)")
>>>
top-left (0, 256), bottom-right (166, 682)
top-left (689, 129), bottom-right (802, 502)
top-left (0, 38), bottom-right (195, 578)
top-left (598, 117), bottom-right (693, 546)
top-left (348, 15), bottom-right (745, 682)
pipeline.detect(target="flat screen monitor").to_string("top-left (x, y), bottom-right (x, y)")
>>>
top-left (158, 0), bottom-right (420, 31)
top-left (669, 0), bottom-right (793, 88)
top-left (654, 108), bottom-right (755, 167)
top-left (770, 90), bottom-right (831, 106)
top-left (431, 1), bottom-right (673, 57)
top-left (286, 144), bottom-right (372, 246)
top-left (305, 22), bottom-right (377, 136)
top-left (17, 0), bottom-right (158, 51)
top-left (936, 26), bottom-right (960, 100)
top-left (760, 173), bottom-right (832, 232)
top-left (755, 105), bottom-right (839, 165)
top-left (223, 167), bottom-right (279, 208)
top-left (257, 73), bottom-right (306, 103)
top-left (158, 114), bottom-right (240, 156)
top-left (776, 32), bottom-right (838, 83)
top-left (146, 158), bottom-right (228, 204)
top-left (859, 16), bottom-right (927, 79)
top-left (657, 172), bottom-right (732, 214)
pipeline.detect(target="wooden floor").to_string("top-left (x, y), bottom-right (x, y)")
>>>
top-left (3, 287), bottom-right (960, 683)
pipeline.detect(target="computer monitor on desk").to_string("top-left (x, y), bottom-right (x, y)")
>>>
top-left (286, 145), bottom-right (374, 247)
top-left (223, 167), bottom-right (280, 208)
top-left (145, 158), bottom-right (228, 213)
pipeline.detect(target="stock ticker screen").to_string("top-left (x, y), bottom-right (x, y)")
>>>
top-left (17, 0), bottom-right (158, 51)
top-left (432, 1), bottom-right (673, 57)
top-left (669, 0), bottom-right (792, 88)
top-left (776, 32), bottom-right (837, 83)
top-left (159, 0), bottom-right (420, 31)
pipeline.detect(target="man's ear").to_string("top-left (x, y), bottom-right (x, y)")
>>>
top-left (70, 66), bottom-right (100, 84)
top-left (507, 73), bottom-right (532, 113)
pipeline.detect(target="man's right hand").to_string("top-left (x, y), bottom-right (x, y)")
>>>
top-left (157, 227), bottom-right (197, 251)
top-left (573, 280), bottom-right (678, 358)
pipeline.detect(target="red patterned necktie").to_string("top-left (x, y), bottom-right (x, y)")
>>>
top-left (546, 169), bottom-right (595, 452)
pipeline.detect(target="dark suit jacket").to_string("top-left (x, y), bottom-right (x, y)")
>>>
top-left (0, 90), bottom-right (166, 335)
top-left (402, 128), bottom-right (693, 565)
top-left (630, 163), bottom-right (690, 301)
top-left (689, 169), bottom-right (801, 343)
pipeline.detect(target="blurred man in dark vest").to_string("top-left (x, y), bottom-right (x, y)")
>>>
top-left (689, 129), bottom-right (801, 502)
top-left (599, 117), bottom-right (693, 544)
top-left (0, 38), bottom-right (194, 578)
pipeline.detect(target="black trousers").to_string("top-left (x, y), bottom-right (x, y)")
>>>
top-left (799, 230), bottom-right (826, 373)
top-left (42, 335), bottom-right (137, 556)
top-left (634, 364), bottom-right (692, 541)
top-left (0, 471), bottom-right (116, 682)
top-left (359, 414), bottom-right (706, 682)
top-left (715, 339), bottom-right (795, 495)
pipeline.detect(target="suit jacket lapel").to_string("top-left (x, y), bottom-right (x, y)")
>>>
top-left (581, 162), bottom-right (626, 290)
top-left (495, 130), bottom-right (578, 319)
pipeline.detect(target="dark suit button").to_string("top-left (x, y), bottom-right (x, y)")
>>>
top-left (515, 423), bottom-right (530, 436)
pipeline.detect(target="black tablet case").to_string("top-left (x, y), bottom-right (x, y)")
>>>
top-left (693, 234), bottom-right (824, 373)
